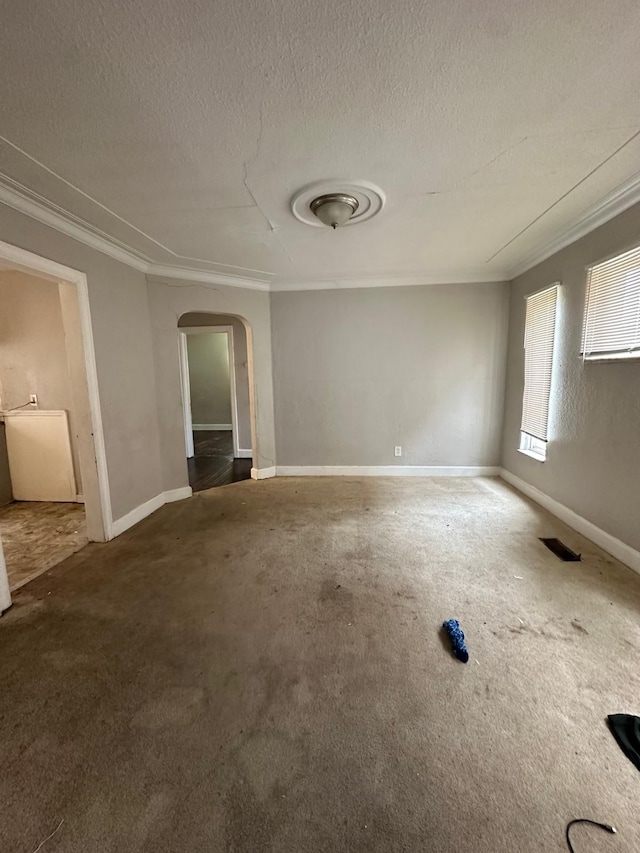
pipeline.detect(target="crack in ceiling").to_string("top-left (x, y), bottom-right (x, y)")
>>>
top-left (241, 106), bottom-right (302, 272)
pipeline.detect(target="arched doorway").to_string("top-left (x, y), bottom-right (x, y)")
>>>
top-left (178, 312), bottom-right (254, 491)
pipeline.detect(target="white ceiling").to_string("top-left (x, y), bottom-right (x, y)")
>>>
top-left (1, 0), bottom-right (640, 287)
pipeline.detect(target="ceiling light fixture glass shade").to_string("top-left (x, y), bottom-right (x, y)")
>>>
top-left (309, 193), bottom-right (359, 229)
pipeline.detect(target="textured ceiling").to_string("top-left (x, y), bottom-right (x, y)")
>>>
top-left (1, 0), bottom-right (640, 285)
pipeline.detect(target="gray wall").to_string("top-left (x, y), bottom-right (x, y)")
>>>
top-left (502, 201), bottom-right (640, 552)
top-left (0, 270), bottom-right (82, 493)
top-left (0, 271), bottom-right (70, 412)
top-left (147, 276), bottom-right (275, 488)
top-left (179, 313), bottom-right (252, 450)
top-left (0, 204), bottom-right (164, 528)
top-left (271, 283), bottom-right (509, 467)
top-left (186, 333), bottom-right (231, 425)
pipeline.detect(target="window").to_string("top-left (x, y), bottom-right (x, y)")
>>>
top-left (519, 432), bottom-right (547, 459)
top-left (582, 244), bottom-right (640, 361)
top-left (519, 284), bottom-right (559, 462)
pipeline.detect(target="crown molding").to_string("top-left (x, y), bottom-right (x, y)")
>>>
top-left (0, 178), bottom-right (151, 272)
top-left (0, 177), bottom-right (273, 290)
top-left (270, 270), bottom-right (508, 291)
top-left (507, 169), bottom-right (640, 279)
top-left (0, 178), bottom-right (506, 291)
top-left (4, 168), bottom-right (640, 293)
top-left (147, 264), bottom-right (271, 291)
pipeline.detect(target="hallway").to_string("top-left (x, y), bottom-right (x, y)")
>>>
top-left (187, 430), bottom-right (252, 492)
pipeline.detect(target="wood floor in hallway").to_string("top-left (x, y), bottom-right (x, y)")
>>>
top-left (187, 430), bottom-right (252, 492)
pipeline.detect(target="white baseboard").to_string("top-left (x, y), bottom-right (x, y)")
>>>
top-left (75, 494), bottom-right (85, 504)
top-left (251, 466), bottom-right (276, 480)
top-left (164, 486), bottom-right (193, 503)
top-left (111, 493), bottom-right (165, 538)
top-left (275, 465), bottom-right (500, 477)
top-left (500, 468), bottom-right (640, 575)
top-left (236, 449), bottom-right (252, 458)
top-left (0, 542), bottom-right (11, 614)
top-left (192, 423), bottom-right (232, 431)
top-left (110, 487), bottom-right (193, 538)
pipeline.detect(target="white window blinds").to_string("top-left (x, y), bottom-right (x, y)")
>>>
top-left (521, 285), bottom-right (558, 442)
top-left (582, 244), bottom-right (640, 360)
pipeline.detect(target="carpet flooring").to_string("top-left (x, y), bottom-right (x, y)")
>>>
top-left (0, 477), bottom-right (639, 852)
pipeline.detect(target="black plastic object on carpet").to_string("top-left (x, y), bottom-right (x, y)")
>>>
top-left (539, 537), bottom-right (581, 561)
top-left (607, 714), bottom-right (640, 773)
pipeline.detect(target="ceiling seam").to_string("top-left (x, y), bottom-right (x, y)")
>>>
top-left (486, 126), bottom-right (640, 263)
top-left (0, 133), bottom-right (274, 278)
top-left (505, 168), bottom-right (640, 279)
top-left (0, 172), bottom-right (154, 263)
top-left (0, 178), bottom-right (272, 288)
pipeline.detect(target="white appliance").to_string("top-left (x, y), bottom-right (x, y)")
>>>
top-left (3, 410), bottom-right (76, 502)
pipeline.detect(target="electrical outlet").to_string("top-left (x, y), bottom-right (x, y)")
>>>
top-left (394, 446), bottom-right (402, 457)
top-left (29, 394), bottom-right (38, 406)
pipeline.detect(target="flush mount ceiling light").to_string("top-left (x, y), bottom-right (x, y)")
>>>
top-left (291, 181), bottom-right (385, 229)
top-left (309, 193), bottom-right (359, 229)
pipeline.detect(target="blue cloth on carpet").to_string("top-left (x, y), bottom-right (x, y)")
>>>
top-left (442, 618), bottom-right (469, 663)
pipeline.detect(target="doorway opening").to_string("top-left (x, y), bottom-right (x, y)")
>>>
top-left (178, 314), bottom-right (253, 491)
top-left (0, 240), bottom-right (110, 605)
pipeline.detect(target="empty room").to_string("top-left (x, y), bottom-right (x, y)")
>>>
top-left (0, 2), bottom-right (639, 852)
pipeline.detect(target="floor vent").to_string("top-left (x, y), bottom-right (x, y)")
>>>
top-left (539, 537), bottom-right (581, 561)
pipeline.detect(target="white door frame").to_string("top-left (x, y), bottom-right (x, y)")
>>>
top-left (178, 326), bottom-right (240, 459)
top-left (0, 536), bottom-right (10, 614)
top-left (0, 239), bottom-right (113, 611)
